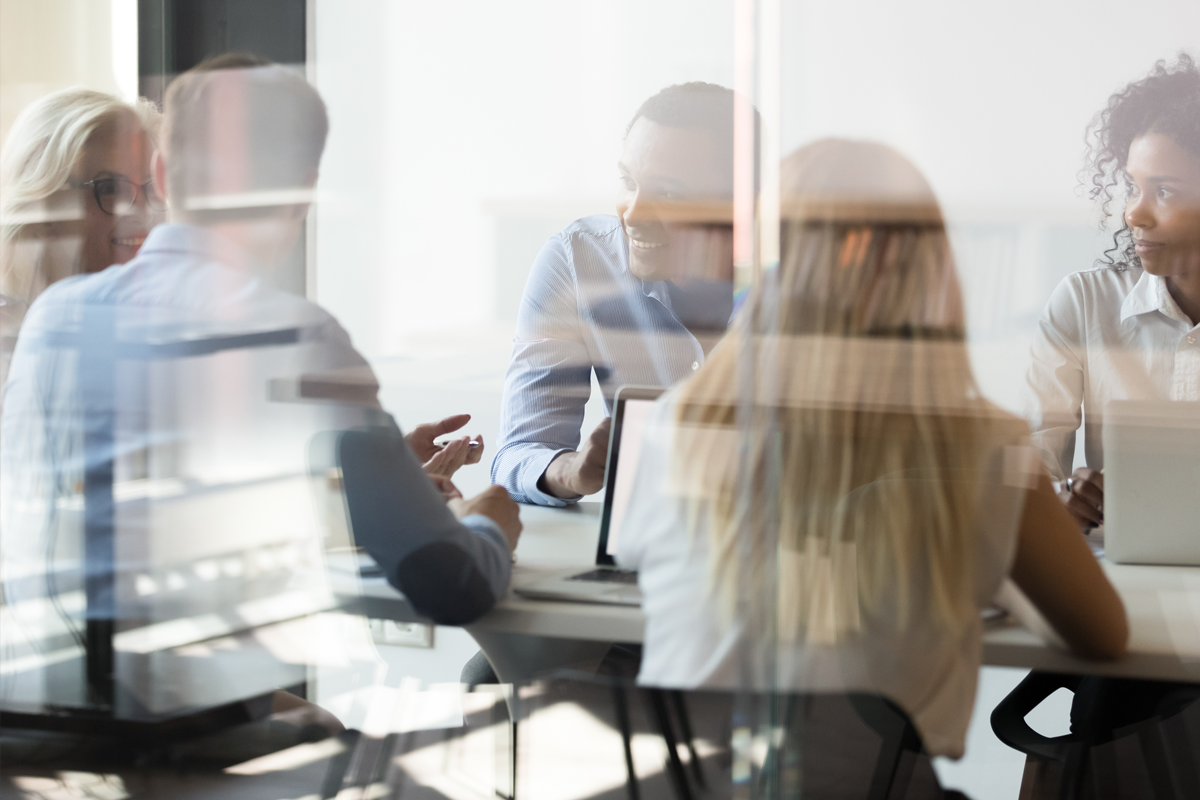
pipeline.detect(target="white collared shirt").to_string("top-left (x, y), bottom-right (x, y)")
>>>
top-left (1024, 265), bottom-right (1200, 479)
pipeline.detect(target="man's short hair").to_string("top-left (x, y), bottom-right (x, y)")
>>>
top-left (189, 52), bottom-right (275, 72)
top-left (163, 54), bottom-right (328, 208)
top-left (626, 82), bottom-right (758, 182)
top-left (627, 82), bottom-right (734, 136)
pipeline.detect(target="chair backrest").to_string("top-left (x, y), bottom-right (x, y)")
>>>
top-left (318, 675), bottom-right (952, 800)
top-left (515, 674), bottom-right (948, 800)
top-left (665, 689), bottom-right (941, 800)
top-left (991, 671), bottom-right (1200, 800)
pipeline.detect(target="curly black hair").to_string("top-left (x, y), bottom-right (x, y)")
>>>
top-left (1085, 53), bottom-right (1200, 268)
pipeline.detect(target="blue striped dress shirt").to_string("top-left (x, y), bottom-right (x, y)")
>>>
top-left (1, 224), bottom-right (514, 634)
top-left (491, 215), bottom-right (721, 505)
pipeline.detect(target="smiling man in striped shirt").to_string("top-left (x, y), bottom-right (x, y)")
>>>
top-left (492, 82), bottom-right (744, 506)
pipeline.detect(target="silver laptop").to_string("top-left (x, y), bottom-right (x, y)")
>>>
top-left (513, 386), bottom-right (664, 605)
top-left (1103, 400), bottom-right (1200, 565)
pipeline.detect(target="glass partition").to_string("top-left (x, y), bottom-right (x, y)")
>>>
top-left (3, 1), bottom-right (1199, 798)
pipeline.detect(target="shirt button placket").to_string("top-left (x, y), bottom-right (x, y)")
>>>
top-left (1171, 336), bottom-right (1200, 401)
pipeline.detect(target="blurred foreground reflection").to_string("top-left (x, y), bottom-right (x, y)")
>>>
top-left (0, 55), bottom-right (518, 736)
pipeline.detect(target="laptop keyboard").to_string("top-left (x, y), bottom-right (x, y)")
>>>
top-left (568, 568), bottom-right (638, 585)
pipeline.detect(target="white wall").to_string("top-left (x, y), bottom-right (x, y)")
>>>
top-left (0, 0), bottom-right (138, 146)
top-left (781, 0), bottom-right (1199, 411)
top-left (781, 0), bottom-right (1200, 211)
top-left (309, 0), bottom-right (1200, 486)
top-left (313, 1), bottom-right (1198, 411)
top-left (314, 0), bottom-right (736, 359)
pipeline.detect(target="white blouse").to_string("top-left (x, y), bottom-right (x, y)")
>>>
top-left (615, 397), bottom-right (1036, 759)
top-left (1025, 265), bottom-right (1200, 479)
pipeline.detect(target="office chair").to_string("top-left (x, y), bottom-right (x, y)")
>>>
top-left (990, 671), bottom-right (1200, 800)
top-left (316, 675), bottom-right (972, 800)
top-left (545, 676), bottom-right (966, 800)
top-left (646, 688), bottom-right (964, 800)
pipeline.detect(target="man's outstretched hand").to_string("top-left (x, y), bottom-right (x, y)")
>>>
top-left (407, 414), bottom-right (484, 478)
top-left (423, 437), bottom-right (476, 479)
top-left (538, 417), bottom-right (612, 499)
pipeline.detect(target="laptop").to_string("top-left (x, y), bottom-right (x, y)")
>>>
top-left (1103, 400), bottom-right (1200, 565)
top-left (513, 385), bottom-right (665, 605)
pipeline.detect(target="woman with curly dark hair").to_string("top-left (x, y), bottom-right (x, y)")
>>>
top-left (1026, 53), bottom-right (1200, 529)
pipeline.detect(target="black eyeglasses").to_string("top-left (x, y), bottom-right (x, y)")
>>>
top-left (80, 176), bottom-right (166, 215)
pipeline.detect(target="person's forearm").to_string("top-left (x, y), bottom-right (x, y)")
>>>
top-left (1012, 478), bottom-right (1128, 660)
top-left (392, 537), bottom-right (502, 625)
top-left (492, 442), bottom-right (579, 506)
top-left (457, 515), bottom-right (514, 597)
top-left (538, 451), bottom-right (583, 499)
top-left (339, 428), bottom-right (508, 624)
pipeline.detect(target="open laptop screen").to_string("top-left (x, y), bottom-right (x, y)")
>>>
top-left (596, 386), bottom-right (664, 565)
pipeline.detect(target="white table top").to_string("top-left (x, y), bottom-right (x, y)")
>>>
top-left (984, 559), bottom-right (1200, 682)
top-left (345, 502), bottom-right (1200, 683)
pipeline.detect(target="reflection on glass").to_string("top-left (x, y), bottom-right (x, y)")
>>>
top-left (0, 58), bottom-right (368, 720)
top-left (1, 2), bottom-right (1196, 796)
top-left (1, 53), bottom-right (525, 767)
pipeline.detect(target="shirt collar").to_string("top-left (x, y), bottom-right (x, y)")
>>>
top-left (642, 278), bottom-right (674, 310)
top-left (615, 223), bottom-right (674, 308)
top-left (616, 224), bottom-right (741, 327)
top-left (1120, 269), bottom-right (1193, 327)
top-left (139, 223), bottom-right (265, 273)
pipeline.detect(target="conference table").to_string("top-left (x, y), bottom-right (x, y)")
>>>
top-left (336, 501), bottom-right (1200, 685)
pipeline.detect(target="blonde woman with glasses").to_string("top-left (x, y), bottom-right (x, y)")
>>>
top-left (615, 139), bottom-right (1127, 759)
top-left (1, 89), bottom-right (162, 389)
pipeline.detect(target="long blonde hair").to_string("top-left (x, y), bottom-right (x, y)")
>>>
top-left (673, 139), bottom-right (998, 644)
top-left (0, 88), bottom-right (160, 305)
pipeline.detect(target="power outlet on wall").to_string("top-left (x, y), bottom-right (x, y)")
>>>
top-left (368, 619), bottom-right (435, 648)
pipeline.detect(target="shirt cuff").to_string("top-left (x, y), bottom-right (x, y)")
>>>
top-left (460, 514), bottom-right (513, 599)
top-left (460, 514), bottom-right (507, 547)
top-left (521, 447), bottom-right (583, 507)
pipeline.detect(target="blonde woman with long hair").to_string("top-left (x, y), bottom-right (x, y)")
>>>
top-left (615, 139), bottom-right (1126, 758)
top-left (1, 89), bottom-right (161, 389)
